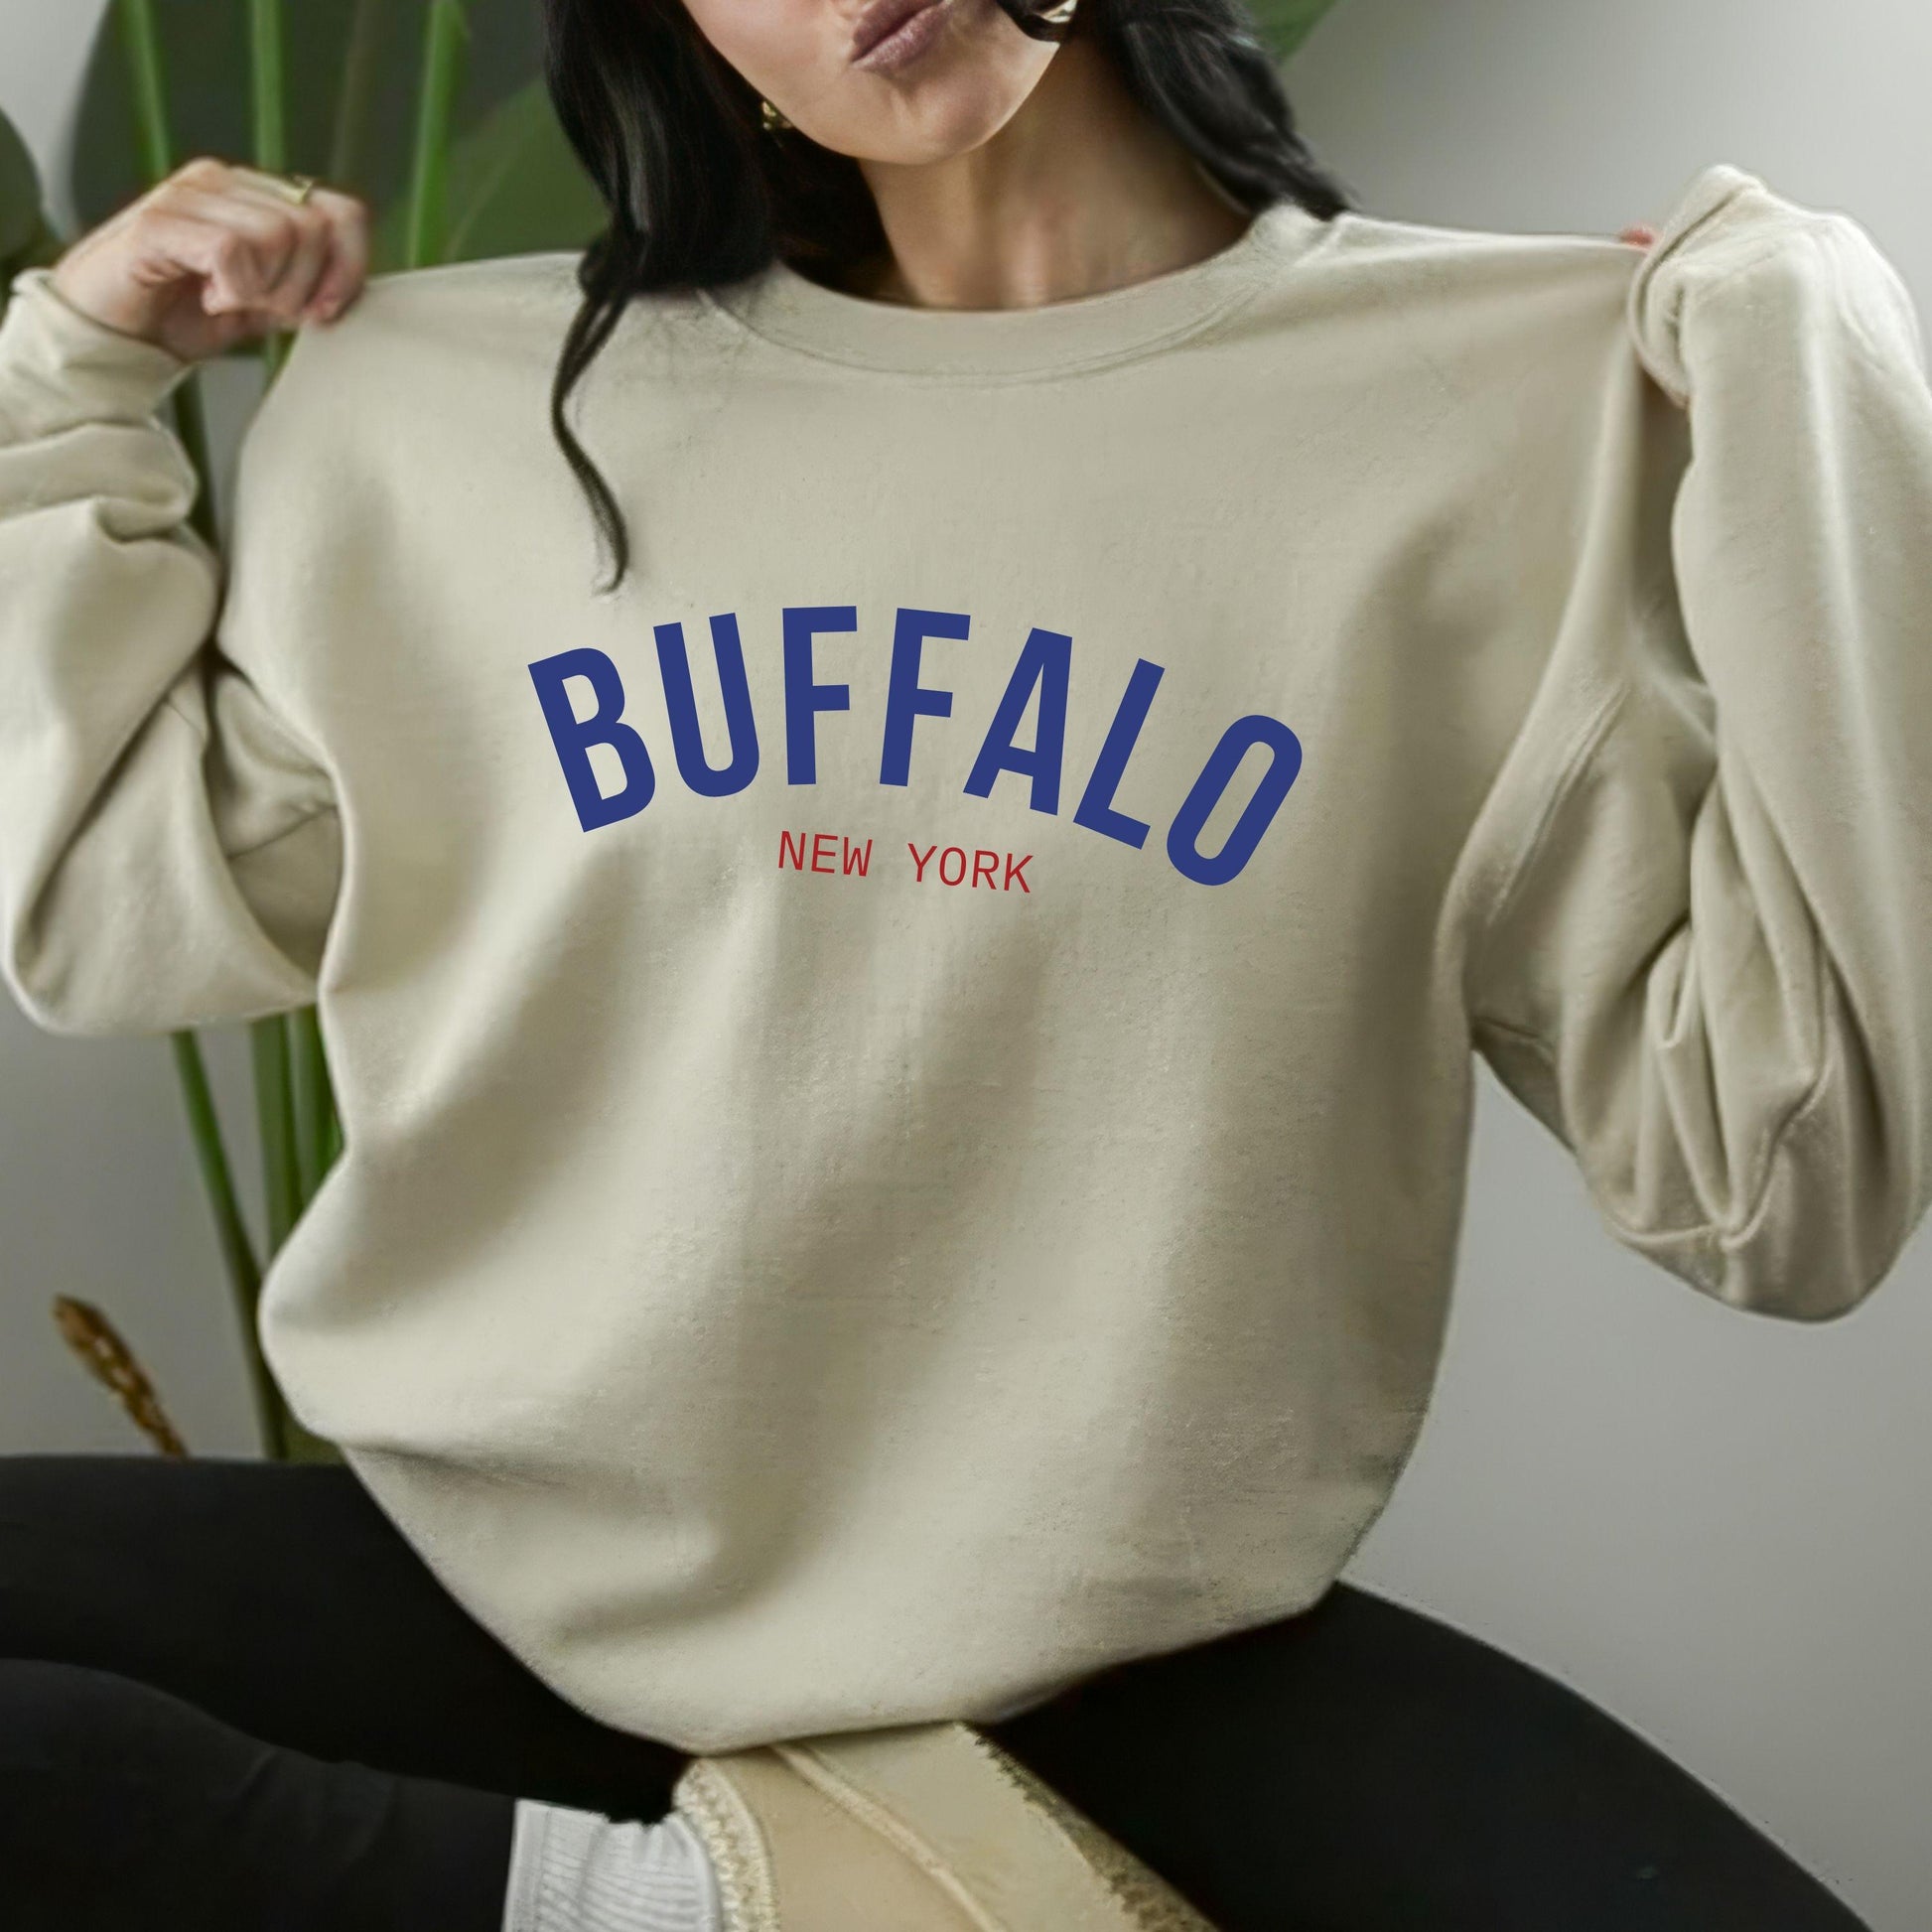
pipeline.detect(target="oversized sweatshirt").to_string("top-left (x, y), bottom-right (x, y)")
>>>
top-left (2, 161), bottom-right (1929, 1756)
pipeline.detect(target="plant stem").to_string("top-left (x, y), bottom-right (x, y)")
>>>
top-left (170, 1032), bottom-right (283, 1456)
top-left (250, 0), bottom-right (291, 383)
top-left (251, 1015), bottom-right (301, 1254)
top-left (406, 1), bottom-right (470, 270)
top-left (249, 0), bottom-right (285, 170)
top-left (113, 0), bottom-right (172, 183)
top-left (329, 0), bottom-right (388, 193)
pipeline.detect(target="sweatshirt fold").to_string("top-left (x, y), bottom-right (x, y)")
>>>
top-left (0, 265), bottom-right (341, 1035)
top-left (1463, 164), bottom-right (1932, 1317)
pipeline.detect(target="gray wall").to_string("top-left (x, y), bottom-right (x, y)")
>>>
top-left (4, 4), bottom-right (1929, 1925)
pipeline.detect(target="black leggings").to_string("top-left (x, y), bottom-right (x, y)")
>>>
top-left (0, 1452), bottom-right (1870, 1932)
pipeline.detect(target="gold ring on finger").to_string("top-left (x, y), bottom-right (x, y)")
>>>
top-left (235, 166), bottom-right (318, 207)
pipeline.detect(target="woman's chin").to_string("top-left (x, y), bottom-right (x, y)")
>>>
top-left (827, 0), bottom-right (1049, 161)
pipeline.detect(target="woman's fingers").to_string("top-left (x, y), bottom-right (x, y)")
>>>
top-left (146, 181), bottom-right (322, 318)
top-left (46, 154), bottom-right (371, 363)
top-left (295, 191), bottom-right (369, 322)
top-left (217, 166), bottom-right (367, 320)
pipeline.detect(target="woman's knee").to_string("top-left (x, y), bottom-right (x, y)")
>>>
top-left (988, 1584), bottom-right (1872, 1932)
top-left (0, 1452), bottom-right (274, 1669)
top-left (0, 1656), bottom-right (204, 1892)
top-left (0, 1653), bottom-right (513, 1932)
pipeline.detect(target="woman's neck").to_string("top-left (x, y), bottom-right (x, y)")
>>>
top-left (839, 37), bottom-right (1252, 310)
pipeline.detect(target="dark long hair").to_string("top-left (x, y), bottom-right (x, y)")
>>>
top-left (539, 0), bottom-right (1355, 594)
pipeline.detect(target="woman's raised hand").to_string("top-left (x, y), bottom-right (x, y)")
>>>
top-left (47, 154), bottom-right (370, 364)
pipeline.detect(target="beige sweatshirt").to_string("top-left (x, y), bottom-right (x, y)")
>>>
top-left (2, 161), bottom-right (1928, 1756)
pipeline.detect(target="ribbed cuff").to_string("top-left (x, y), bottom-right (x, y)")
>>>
top-left (0, 263), bottom-right (199, 438)
top-left (501, 1798), bottom-right (723, 1932)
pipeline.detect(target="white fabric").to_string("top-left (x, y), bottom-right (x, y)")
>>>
top-left (501, 1799), bottom-right (723, 1932)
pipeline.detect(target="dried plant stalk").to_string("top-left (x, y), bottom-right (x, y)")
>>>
top-left (52, 1297), bottom-right (189, 1457)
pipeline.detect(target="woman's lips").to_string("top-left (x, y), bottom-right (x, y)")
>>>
top-left (851, 0), bottom-right (954, 71)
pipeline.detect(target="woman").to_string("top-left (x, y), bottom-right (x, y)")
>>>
top-left (1, 0), bottom-right (1923, 1923)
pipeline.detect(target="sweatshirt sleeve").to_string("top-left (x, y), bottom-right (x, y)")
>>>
top-left (0, 264), bottom-right (342, 1037)
top-left (1462, 165), bottom-right (1932, 1321)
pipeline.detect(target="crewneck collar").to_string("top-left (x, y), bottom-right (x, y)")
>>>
top-left (699, 200), bottom-right (1331, 380)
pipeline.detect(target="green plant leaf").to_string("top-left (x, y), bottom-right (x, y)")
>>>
top-left (69, 0), bottom-right (560, 270)
top-left (375, 75), bottom-right (604, 270)
top-left (1250, 0), bottom-right (1346, 59)
top-left (0, 107), bottom-right (64, 317)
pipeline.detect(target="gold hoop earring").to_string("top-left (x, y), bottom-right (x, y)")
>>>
top-left (759, 98), bottom-right (793, 135)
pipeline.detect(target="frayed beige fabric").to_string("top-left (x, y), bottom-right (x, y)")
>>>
top-left (672, 1721), bottom-right (1219, 1932)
